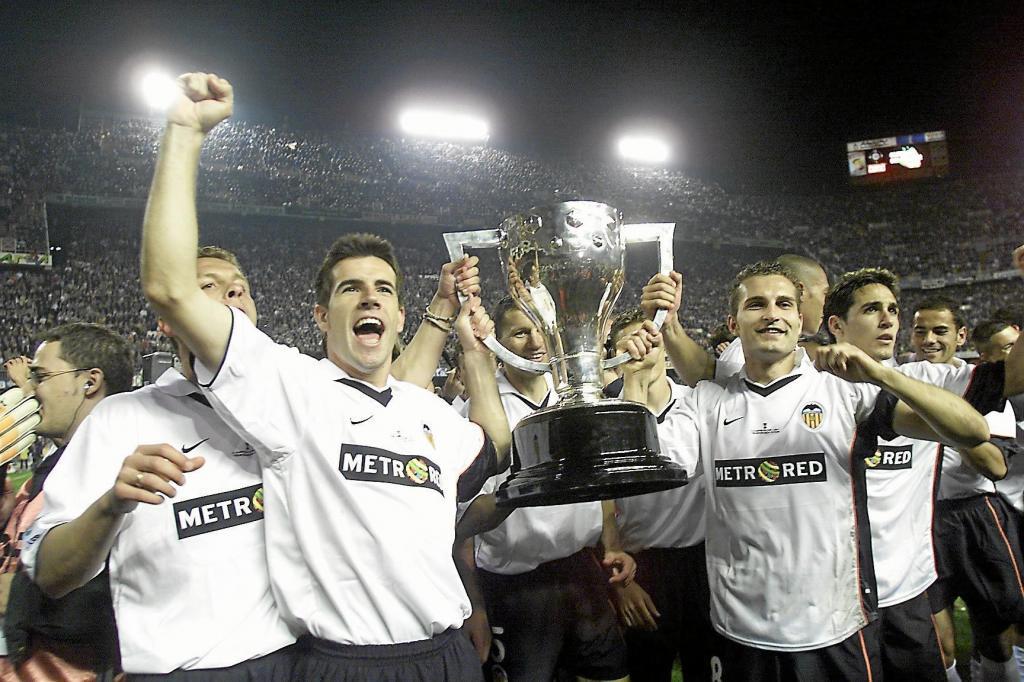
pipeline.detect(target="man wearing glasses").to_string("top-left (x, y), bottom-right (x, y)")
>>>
top-left (1, 323), bottom-right (134, 679)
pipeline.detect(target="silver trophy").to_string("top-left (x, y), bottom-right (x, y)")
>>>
top-left (444, 201), bottom-right (687, 507)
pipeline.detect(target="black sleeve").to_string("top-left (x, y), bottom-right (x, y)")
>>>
top-left (964, 361), bottom-right (1006, 415)
top-left (457, 435), bottom-right (501, 503)
top-left (863, 391), bottom-right (899, 442)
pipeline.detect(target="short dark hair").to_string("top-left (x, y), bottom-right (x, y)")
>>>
top-left (972, 319), bottom-right (1015, 346)
top-left (38, 323), bottom-right (135, 395)
top-left (729, 261), bottom-right (803, 317)
top-left (493, 296), bottom-right (527, 339)
top-left (822, 268), bottom-right (900, 342)
top-left (197, 245), bottom-right (246, 279)
top-left (914, 296), bottom-right (966, 331)
top-left (992, 306), bottom-right (1024, 328)
top-left (313, 233), bottom-right (403, 308)
top-left (606, 307), bottom-right (647, 346)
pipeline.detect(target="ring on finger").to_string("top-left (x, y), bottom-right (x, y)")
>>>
top-left (135, 472), bottom-right (144, 486)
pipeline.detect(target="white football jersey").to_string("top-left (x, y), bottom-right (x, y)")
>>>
top-left (614, 380), bottom-right (706, 552)
top-left (194, 308), bottom-right (488, 645)
top-left (863, 358), bottom-right (1007, 606)
top-left (465, 370), bottom-right (603, 575)
top-left (22, 369), bottom-right (295, 674)
top-left (995, 395), bottom-right (1024, 514)
top-left (897, 359), bottom-right (1008, 501)
top-left (690, 350), bottom-right (888, 651)
top-left (714, 337), bottom-right (745, 380)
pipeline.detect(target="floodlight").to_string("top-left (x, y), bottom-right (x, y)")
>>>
top-left (140, 72), bottom-right (178, 111)
top-left (617, 135), bottom-right (671, 164)
top-left (398, 108), bottom-right (489, 142)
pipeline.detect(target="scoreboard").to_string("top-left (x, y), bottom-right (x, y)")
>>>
top-left (846, 130), bottom-right (949, 186)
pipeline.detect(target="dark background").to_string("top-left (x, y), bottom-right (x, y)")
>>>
top-left (2, 1), bottom-right (1022, 191)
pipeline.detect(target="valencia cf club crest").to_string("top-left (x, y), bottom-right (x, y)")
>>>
top-left (801, 403), bottom-right (824, 430)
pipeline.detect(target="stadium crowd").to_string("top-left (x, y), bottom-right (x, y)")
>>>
top-left (1, 97), bottom-right (1024, 682)
top-left (2, 116), bottom-right (1022, 370)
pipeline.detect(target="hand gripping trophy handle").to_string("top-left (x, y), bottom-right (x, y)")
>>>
top-left (443, 229), bottom-right (550, 373)
top-left (442, 222), bottom-right (675, 374)
top-left (602, 222), bottom-right (675, 369)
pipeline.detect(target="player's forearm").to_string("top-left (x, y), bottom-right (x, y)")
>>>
top-left (960, 441), bottom-right (1008, 481)
top-left (456, 494), bottom-right (512, 540)
top-left (34, 490), bottom-right (124, 599)
top-left (600, 499), bottom-right (624, 553)
top-left (621, 371), bottom-right (649, 407)
top-left (453, 537), bottom-right (486, 612)
top-left (882, 368), bottom-right (989, 448)
top-left (141, 125), bottom-right (204, 312)
top-left (462, 351), bottom-right (511, 468)
top-left (391, 294), bottom-right (456, 387)
top-left (662, 317), bottom-right (714, 387)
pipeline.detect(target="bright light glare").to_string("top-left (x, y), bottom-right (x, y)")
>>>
top-left (140, 72), bottom-right (178, 110)
top-left (617, 135), bottom-right (671, 164)
top-left (398, 108), bottom-right (489, 142)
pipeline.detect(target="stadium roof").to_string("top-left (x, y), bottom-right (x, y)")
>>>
top-left (2, 1), bottom-right (1022, 189)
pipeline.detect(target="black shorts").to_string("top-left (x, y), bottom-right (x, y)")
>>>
top-left (878, 592), bottom-right (945, 681)
top-left (479, 549), bottom-right (628, 682)
top-left (126, 644), bottom-right (298, 681)
top-left (296, 629), bottom-right (482, 682)
top-left (709, 621), bottom-right (882, 682)
top-left (622, 544), bottom-right (721, 682)
top-left (930, 494), bottom-right (1024, 636)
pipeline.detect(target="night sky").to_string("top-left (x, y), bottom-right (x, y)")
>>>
top-left (2, 1), bottom-right (1022, 189)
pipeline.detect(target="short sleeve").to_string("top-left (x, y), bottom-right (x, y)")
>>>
top-left (196, 306), bottom-right (325, 463)
top-left (21, 401), bottom-right (135, 581)
top-left (859, 391), bottom-right (899, 442)
top-left (899, 360), bottom-right (1006, 416)
top-left (657, 397), bottom-right (702, 477)
top-left (846, 380), bottom-right (884, 426)
top-left (456, 436), bottom-right (499, 503)
top-left (714, 338), bottom-right (744, 380)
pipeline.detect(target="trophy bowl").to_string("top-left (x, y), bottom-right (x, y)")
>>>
top-left (445, 201), bottom-right (688, 507)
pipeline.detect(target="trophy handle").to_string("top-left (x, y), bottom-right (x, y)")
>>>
top-left (604, 222), bottom-right (676, 370)
top-left (442, 229), bottom-right (551, 374)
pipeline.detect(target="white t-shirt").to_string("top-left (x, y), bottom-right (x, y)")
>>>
top-left (464, 371), bottom-right (603, 575)
top-left (194, 307), bottom-right (489, 645)
top-left (22, 369), bottom-right (295, 674)
top-left (690, 350), bottom-right (889, 651)
top-left (614, 380), bottom-right (706, 551)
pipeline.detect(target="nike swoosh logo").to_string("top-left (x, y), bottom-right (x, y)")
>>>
top-left (350, 416), bottom-right (373, 425)
top-left (182, 438), bottom-right (210, 453)
top-left (722, 417), bottom-right (744, 426)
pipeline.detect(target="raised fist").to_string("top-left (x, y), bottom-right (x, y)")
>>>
top-left (167, 72), bottom-right (234, 134)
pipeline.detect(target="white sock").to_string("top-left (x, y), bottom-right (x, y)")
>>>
top-left (980, 654), bottom-right (1021, 682)
top-left (946, 659), bottom-right (962, 681)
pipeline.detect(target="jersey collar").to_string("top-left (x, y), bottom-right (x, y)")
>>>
top-left (739, 347), bottom-right (814, 396)
top-left (496, 369), bottom-right (554, 410)
top-left (319, 358), bottom-right (396, 407)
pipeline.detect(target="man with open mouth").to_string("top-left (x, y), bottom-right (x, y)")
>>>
top-left (134, 71), bottom-right (511, 682)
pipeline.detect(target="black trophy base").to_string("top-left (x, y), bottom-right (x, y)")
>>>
top-left (495, 400), bottom-right (688, 508)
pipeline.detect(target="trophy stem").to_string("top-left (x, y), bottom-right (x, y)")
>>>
top-left (551, 351), bottom-right (605, 404)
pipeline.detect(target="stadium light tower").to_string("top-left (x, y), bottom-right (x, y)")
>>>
top-left (398, 107), bottom-right (489, 143)
top-left (139, 71), bottom-right (179, 111)
top-left (617, 134), bottom-right (671, 164)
